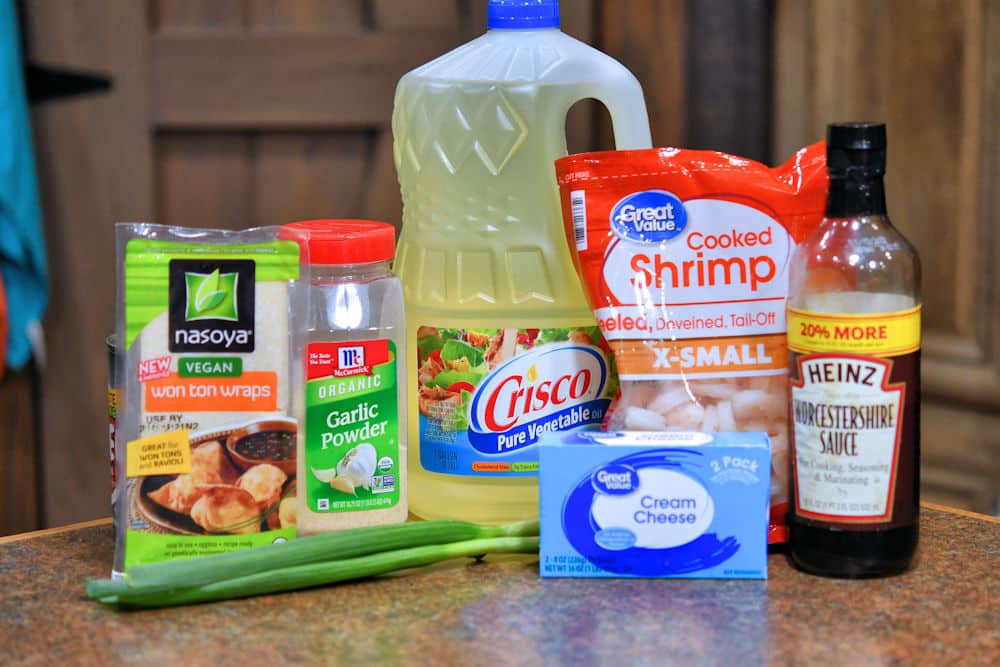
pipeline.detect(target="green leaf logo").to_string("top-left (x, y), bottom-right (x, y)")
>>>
top-left (185, 269), bottom-right (239, 321)
top-left (194, 269), bottom-right (226, 312)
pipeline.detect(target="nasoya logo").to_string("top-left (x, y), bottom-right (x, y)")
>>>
top-left (169, 259), bottom-right (255, 353)
top-left (467, 344), bottom-right (610, 455)
top-left (184, 269), bottom-right (239, 322)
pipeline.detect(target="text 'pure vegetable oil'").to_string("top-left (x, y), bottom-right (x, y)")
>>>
top-left (392, 0), bottom-right (651, 522)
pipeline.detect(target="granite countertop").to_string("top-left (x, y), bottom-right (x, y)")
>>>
top-left (1, 503), bottom-right (997, 666)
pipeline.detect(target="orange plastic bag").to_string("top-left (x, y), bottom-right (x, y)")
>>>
top-left (555, 143), bottom-right (827, 543)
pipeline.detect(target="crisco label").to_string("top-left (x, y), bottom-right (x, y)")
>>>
top-left (468, 344), bottom-right (608, 453)
top-left (416, 325), bottom-right (616, 476)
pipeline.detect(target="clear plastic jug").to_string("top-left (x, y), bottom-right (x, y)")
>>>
top-left (393, 0), bottom-right (652, 522)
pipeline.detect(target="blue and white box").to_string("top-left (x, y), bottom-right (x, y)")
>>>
top-left (539, 431), bottom-right (770, 579)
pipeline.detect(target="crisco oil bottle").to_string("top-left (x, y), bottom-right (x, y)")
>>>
top-left (392, 0), bottom-right (651, 522)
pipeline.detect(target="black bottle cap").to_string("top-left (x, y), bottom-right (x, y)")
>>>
top-left (827, 122), bottom-right (886, 177)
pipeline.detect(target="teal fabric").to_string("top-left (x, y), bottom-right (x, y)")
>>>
top-left (0, 0), bottom-right (47, 369)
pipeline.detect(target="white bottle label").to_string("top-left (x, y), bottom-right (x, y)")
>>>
top-left (791, 354), bottom-right (904, 522)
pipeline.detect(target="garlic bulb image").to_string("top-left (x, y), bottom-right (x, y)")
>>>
top-left (329, 476), bottom-right (356, 495)
top-left (311, 466), bottom-right (337, 484)
top-left (335, 443), bottom-right (377, 490)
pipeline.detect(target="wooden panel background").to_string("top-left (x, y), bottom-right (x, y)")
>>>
top-left (14, 0), bottom-right (999, 529)
top-left (0, 366), bottom-right (38, 534)
top-left (773, 0), bottom-right (1000, 514)
top-left (26, 0), bottom-right (153, 531)
top-left (22, 0), bottom-right (597, 528)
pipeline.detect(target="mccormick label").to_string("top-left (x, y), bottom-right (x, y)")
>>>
top-left (415, 326), bottom-right (615, 476)
top-left (305, 340), bottom-right (401, 512)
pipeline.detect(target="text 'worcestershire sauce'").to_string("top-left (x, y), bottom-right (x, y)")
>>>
top-left (786, 123), bottom-right (921, 578)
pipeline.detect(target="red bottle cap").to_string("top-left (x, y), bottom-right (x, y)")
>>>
top-left (283, 219), bottom-right (396, 265)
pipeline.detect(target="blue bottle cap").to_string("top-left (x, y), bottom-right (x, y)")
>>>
top-left (487, 0), bottom-right (560, 29)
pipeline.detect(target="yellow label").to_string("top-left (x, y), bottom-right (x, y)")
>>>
top-left (126, 430), bottom-right (192, 477)
top-left (107, 388), bottom-right (120, 417)
top-left (787, 305), bottom-right (921, 356)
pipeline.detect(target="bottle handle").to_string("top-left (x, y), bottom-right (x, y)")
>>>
top-left (549, 58), bottom-right (653, 152)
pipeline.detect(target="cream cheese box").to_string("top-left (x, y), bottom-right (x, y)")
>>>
top-left (539, 431), bottom-right (770, 578)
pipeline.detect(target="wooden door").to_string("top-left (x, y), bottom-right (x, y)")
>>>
top-left (25, 0), bottom-right (594, 526)
top-left (29, 0), bottom-right (995, 527)
top-left (773, 0), bottom-right (1000, 513)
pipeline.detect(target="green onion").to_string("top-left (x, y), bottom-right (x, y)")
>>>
top-left (86, 518), bottom-right (539, 605)
top-left (96, 535), bottom-right (538, 609)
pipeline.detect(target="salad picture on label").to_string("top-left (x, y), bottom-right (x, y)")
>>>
top-left (416, 326), bottom-right (617, 434)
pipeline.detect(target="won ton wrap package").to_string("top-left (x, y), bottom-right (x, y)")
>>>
top-left (555, 143), bottom-right (827, 543)
top-left (112, 224), bottom-right (307, 574)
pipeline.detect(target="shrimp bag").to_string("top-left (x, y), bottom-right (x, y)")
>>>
top-left (555, 143), bottom-right (827, 543)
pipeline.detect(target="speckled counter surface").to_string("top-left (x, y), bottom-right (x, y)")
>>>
top-left (1, 505), bottom-right (996, 666)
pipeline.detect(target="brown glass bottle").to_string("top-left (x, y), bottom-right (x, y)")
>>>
top-left (786, 123), bottom-right (921, 578)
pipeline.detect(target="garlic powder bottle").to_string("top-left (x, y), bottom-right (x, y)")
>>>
top-left (285, 220), bottom-right (407, 534)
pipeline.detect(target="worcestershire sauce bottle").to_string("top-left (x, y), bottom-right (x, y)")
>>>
top-left (786, 123), bottom-right (921, 577)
